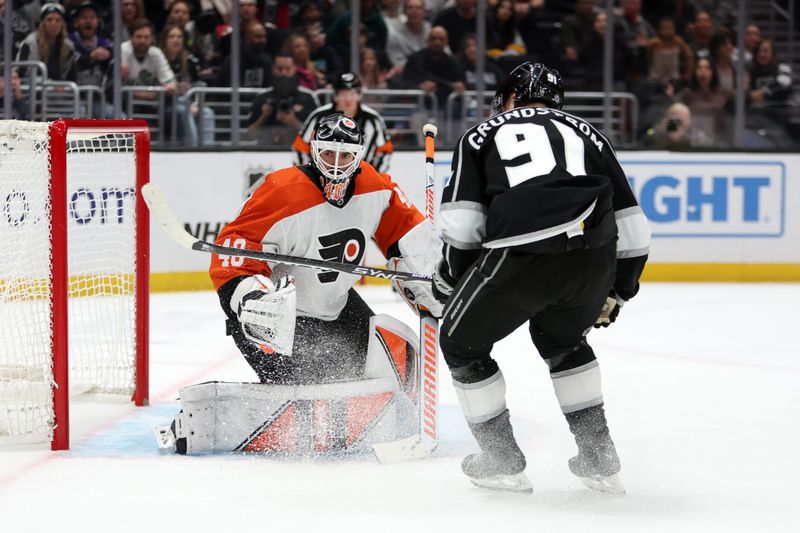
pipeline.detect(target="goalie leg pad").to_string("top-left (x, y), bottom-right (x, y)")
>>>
top-left (165, 379), bottom-right (421, 455)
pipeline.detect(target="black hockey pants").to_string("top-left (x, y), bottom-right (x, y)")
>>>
top-left (439, 241), bottom-right (616, 374)
top-left (234, 289), bottom-right (374, 384)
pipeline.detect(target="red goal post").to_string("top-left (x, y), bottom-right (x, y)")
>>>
top-left (0, 119), bottom-right (150, 450)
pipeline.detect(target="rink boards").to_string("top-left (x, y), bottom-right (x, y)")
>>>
top-left (134, 150), bottom-right (800, 290)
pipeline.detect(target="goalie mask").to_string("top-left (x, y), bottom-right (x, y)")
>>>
top-left (490, 61), bottom-right (564, 115)
top-left (310, 113), bottom-right (365, 203)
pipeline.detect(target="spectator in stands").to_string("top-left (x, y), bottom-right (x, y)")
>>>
top-left (160, 23), bottom-right (215, 146)
top-left (567, 11), bottom-right (627, 91)
top-left (616, 0), bottom-right (655, 86)
top-left (121, 0), bottom-right (145, 41)
top-left (676, 56), bottom-right (732, 147)
top-left (0, 0), bottom-right (38, 60)
top-left (684, 10), bottom-right (714, 60)
top-left (640, 101), bottom-right (692, 150)
top-left (641, 0), bottom-right (695, 38)
top-left (733, 22), bottom-right (762, 69)
top-left (218, 0), bottom-right (260, 60)
top-left (69, 2), bottom-right (111, 83)
top-left (386, 0), bottom-right (430, 71)
top-left (0, 71), bottom-right (30, 120)
top-left (305, 22), bottom-right (342, 87)
top-left (166, 0), bottom-right (193, 47)
top-left (559, 0), bottom-right (595, 65)
top-left (283, 32), bottom-right (318, 90)
top-left (69, 1), bottom-right (114, 118)
top-left (167, 0), bottom-right (192, 28)
top-left (359, 47), bottom-right (398, 90)
top-left (17, 3), bottom-right (76, 82)
top-left (486, 0), bottom-right (524, 57)
top-left (216, 20), bottom-right (273, 88)
top-left (645, 17), bottom-right (693, 85)
top-left (432, 0), bottom-right (476, 60)
top-left (748, 38), bottom-right (797, 140)
top-left (245, 52), bottom-right (317, 146)
top-left (292, 1), bottom-right (323, 30)
top-left (401, 25), bottom-right (465, 108)
top-left (709, 31), bottom-right (744, 92)
top-left (120, 18), bottom-right (177, 98)
top-left (186, 8), bottom-right (223, 79)
top-left (512, 0), bottom-right (563, 68)
top-left (327, 0), bottom-right (388, 59)
top-left (380, 0), bottom-right (405, 33)
top-left (458, 33), bottom-right (505, 91)
top-left (749, 39), bottom-right (794, 108)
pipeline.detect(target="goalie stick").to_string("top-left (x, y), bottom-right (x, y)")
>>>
top-left (141, 183), bottom-right (431, 283)
top-left (373, 123), bottom-right (440, 464)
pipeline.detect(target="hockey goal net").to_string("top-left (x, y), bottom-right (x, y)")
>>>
top-left (0, 119), bottom-right (149, 450)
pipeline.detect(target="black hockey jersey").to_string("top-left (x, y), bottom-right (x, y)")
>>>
top-left (440, 106), bottom-right (650, 301)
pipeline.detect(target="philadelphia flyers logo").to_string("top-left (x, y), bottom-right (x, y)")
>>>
top-left (317, 229), bottom-right (366, 283)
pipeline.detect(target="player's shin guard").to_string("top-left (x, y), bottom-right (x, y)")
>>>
top-left (451, 360), bottom-right (531, 493)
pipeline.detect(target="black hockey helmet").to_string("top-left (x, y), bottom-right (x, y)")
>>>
top-left (333, 72), bottom-right (362, 92)
top-left (491, 62), bottom-right (564, 114)
top-left (311, 113), bottom-right (366, 202)
top-left (313, 112), bottom-right (363, 145)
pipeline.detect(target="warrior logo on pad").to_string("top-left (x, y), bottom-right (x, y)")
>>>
top-left (317, 229), bottom-right (365, 282)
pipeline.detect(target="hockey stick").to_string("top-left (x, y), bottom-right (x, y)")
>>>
top-left (141, 183), bottom-right (431, 283)
top-left (373, 124), bottom-right (440, 464)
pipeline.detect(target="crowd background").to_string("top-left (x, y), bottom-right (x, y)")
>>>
top-left (1, 0), bottom-right (798, 150)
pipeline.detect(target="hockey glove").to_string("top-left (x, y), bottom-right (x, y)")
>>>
top-left (594, 292), bottom-right (625, 328)
top-left (232, 274), bottom-right (297, 354)
top-left (432, 261), bottom-right (456, 306)
top-left (391, 220), bottom-right (445, 318)
top-left (390, 257), bottom-right (444, 318)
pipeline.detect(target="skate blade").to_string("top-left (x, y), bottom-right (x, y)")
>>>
top-left (469, 472), bottom-right (533, 494)
top-left (576, 472), bottom-right (626, 495)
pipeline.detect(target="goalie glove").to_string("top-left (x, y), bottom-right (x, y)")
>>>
top-left (391, 220), bottom-right (444, 318)
top-left (594, 292), bottom-right (625, 328)
top-left (230, 274), bottom-right (297, 354)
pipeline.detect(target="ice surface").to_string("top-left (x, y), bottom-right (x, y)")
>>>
top-left (1, 283), bottom-right (798, 532)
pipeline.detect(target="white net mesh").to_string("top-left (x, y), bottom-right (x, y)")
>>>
top-left (0, 121), bottom-right (140, 444)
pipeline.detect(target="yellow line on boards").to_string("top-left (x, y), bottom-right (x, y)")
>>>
top-left (148, 264), bottom-right (800, 292)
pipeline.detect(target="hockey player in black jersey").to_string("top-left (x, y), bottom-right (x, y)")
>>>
top-left (432, 62), bottom-right (650, 494)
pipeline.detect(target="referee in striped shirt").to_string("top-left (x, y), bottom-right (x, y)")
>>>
top-left (292, 72), bottom-right (394, 172)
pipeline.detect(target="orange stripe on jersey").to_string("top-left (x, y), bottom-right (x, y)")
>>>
top-left (209, 166), bottom-right (327, 290)
top-left (355, 164), bottom-right (425, 256)
top-left (292, 135), bottom-right (311, 154)
top-left (375, 139), bottom-right (394, 154)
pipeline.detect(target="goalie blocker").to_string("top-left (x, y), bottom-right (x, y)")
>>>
top-left (156, 315), bottom-right (424, 455)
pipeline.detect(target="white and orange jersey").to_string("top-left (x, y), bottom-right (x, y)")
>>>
top-left (210, 162), bottom-right (425, 320)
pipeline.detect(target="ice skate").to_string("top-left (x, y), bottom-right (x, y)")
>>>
top-left (566, 404), bottom-right (625, 495)
top-left (463, 409), bottom-right (532, 494)
top-left (462, 452), bottom-right (532, 493)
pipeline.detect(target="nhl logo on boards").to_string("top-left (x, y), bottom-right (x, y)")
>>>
top-left (243, 164), bottom-right (273, 199)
